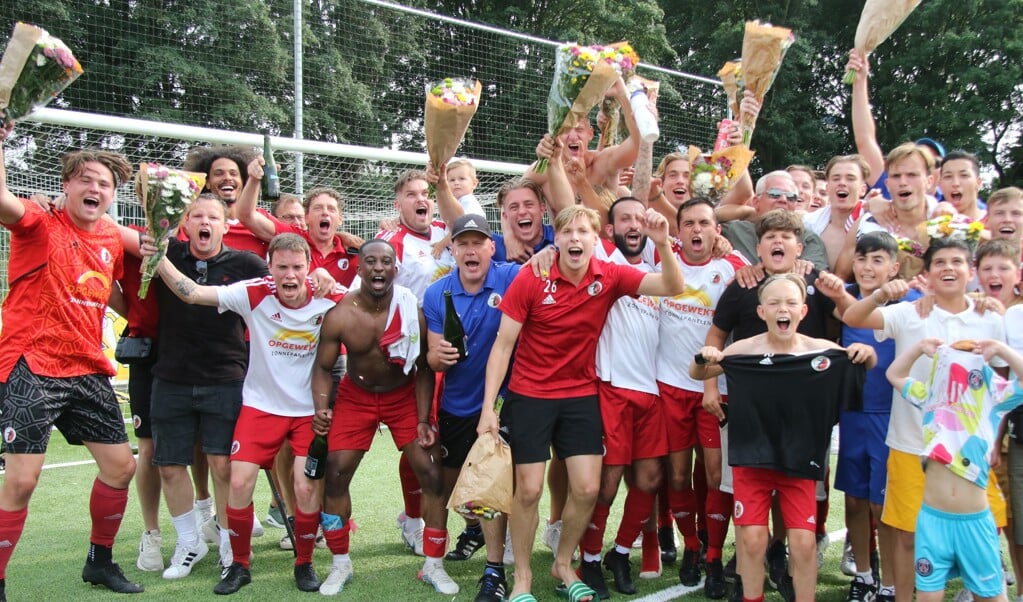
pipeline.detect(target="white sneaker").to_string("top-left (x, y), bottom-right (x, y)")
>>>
top-left (840, 540), bottom-right (857, 577)
top-left (162, 540), bottom-right (208, 579)
top-left (200, 516), bottom-right (220, 544)
top-left (397, 512), bottom-right (424, 556)
top-left (137, 530), bottom-right (164, 572)
top-left (319, 557), bottom-right (353, 595)
top-left (280, 532), bottom-right (295, 551)
top-left (542, 520), bottom-right (579, 561)
top-left (420, 561), bottom-right (459, 595)
top-left (503, 530), bottom-right (514, 566)
top-left (281, 527), bottom-right (327, 550)
top-left (252, 513), bottom-right (264, 538)
top-left (632, 532), bottom-right (644, 549)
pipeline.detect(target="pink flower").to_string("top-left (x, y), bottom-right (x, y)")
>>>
top-left (159, 218), bottom-right (170, 229)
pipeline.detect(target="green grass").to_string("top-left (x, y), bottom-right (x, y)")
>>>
top-left (3, 433), bottom-right (987, 600)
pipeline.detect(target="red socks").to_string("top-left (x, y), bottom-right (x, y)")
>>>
top-left (0, 507), bottom-right (28, 579)
top-left (398, 454), bottom-right (422, 519)
top-left (89, 478), bottom-right (128, 547)
top-left (294, 507), bottom-right (320, 565)
top-left (705, 489), bottom-right (733, 562)
top-left (615, 488), bottom-right (655, 550)
top-left (669, 486), bottom-right (700, 551)
top-left (581, 502), bottom-right (610, 556)
top-left (422, 527), bottom-right (447, 559)
top-left (227, 503), bottom-right (255, 568)
top-left (323, 520), bottom-right (350, 555)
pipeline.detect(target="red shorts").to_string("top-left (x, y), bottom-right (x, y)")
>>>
top-left (599, 381), bottom-right (667, 465)
top-left (732, 466), bottom-right (816, 530)
top-left (230, 406), bottom-right (314, 469)
top-left (329, 376), bottom-right (418, 451)
top-left (658, 381), bottom-right (722, 452)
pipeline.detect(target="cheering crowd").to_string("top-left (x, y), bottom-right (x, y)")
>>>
top-left (1, 44), bottom-right (1023, 602)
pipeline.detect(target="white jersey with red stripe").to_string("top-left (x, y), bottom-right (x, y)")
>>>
top-left (218, 277), bottom-right (346, 416)
top-left (594, 238), bottom-right (660, 394)
top-left (657, 246), bottom-right (747, 393)
top-left (376, 221), bottom-right (455, 300)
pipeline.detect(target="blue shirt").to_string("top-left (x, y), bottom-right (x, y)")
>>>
top-left (492, 224), bottom-right (555, 263)
top-left (841, 283), bottom-right (922, 413)
top-left (423, 261), bottom-right (522, 416)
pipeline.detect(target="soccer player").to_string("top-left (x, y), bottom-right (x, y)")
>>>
top-left (152, 233), bottom-right (344, 594)
top-left (0, 127), bottom-right (142, 597)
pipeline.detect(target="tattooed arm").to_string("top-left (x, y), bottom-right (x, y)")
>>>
top-left (155, 256), bottom-right (220, 306)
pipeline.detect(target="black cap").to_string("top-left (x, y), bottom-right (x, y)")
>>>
top-left (451, 214), bottom-right (493, 240)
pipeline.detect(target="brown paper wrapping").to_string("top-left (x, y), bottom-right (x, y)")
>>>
top-left (717, 61), bottom-right (741, 118)
top-left (447, 432), bottom-right (514, 516)
top-left (0, 23), bottom-right (44, 111)
top-left (424, 79), bottom-right (482, 170)
top-left (740, 21), bottom-right (793, 145)
top-left (854, 0), bottom-right (921, 57)
top-left (556, 60), bottom-right (619, 137)
top-left (688, 144), bottom-right (756, 190)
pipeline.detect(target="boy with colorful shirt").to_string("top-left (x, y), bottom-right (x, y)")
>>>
top-left (887, 339), bottom-right (1023, 601)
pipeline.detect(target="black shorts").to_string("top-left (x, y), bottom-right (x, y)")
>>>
top-left (0, 357), bottom-right (128, 454)
top-left (150, 376), bottom-right (243, 465)
top-left (501, 391), bottom-right (602, 464)
top-left (127, 361), bottom-right (156, 439)
top-left (438, 410), bottom-right (480, 469)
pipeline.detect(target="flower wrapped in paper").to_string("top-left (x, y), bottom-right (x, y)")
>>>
top-left (687, 144), bottom-right (755, 204)
top-left (717, 60), bottom-right (743, 119)
top-left (535, 43), bottom-right (622, 173)
top-left (894, 214), bottom-right (984, 279)
top-left (135, 163), bottom-right (206, 298)
top-left (843, 0), bottom-right (921, 84)
top-left (594, 42), bottom-right (640, 150)
top-left (424, 78), bottom-right (482, 172)
top-left (0, 23), bottom-right (83, 124)
top-left (739, 21), bottom-right (795, 146)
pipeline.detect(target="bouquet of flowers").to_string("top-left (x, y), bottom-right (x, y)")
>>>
top-left (135, 163), bottom-right (206, 298)
top-left (717, 60), bottom-right (743, 118)
top-left (843, 0), bottom-right (921, 84)
top-left (424, 77), bottom-right (482, 172)
top-left (595, 42), bottom-right (640, 150)
top-left (740, 20), bottom-right (795, 146)
top-left (535, 42), bottom-right (623, 173)
top-left (0, 23), bottom-right (83, 124)
top-left (894, 214), bottom-right (984, 279)
top-left (687, 144), bottom-right (755, 204)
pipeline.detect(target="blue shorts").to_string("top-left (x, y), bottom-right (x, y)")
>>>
top-left (915, 504), bottom-right (1003, 597)
top-left (835, 411), bottom-right (890, 505)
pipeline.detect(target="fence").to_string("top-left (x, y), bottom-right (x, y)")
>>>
top-left (0, 0), bottom-right (726, 300)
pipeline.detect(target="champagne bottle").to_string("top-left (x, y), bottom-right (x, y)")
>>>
top-left (443, 290), bottom-right (467, 361)
top-left (261, 131), bottom-right (280, 200)
top-left (303, 433), bottom-right (328, 480)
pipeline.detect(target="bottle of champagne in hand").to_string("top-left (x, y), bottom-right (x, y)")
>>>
top-left (304, 433), bottom-right (328, 480)
top-left (443, 290), bottom-right (467, 361)
top-left (261, 131), bottom-right (280, 200)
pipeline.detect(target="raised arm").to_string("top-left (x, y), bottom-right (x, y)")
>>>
top-left (155, 256), bottom-right (220, 306)
top-left (886, 337), bottom-right (941, 397)
top-left (427, 163), bottom-right (464, 229)
top-left (843, 278), bottom-right (909, 330)
top-left (235, 156), bottom-right (278, 241)
top-left (589, 77), bottom-right (640, 185)
top-left (637, 209), bottom-right (684, 296)
top-left (848, 50), bottom-right (885, 188)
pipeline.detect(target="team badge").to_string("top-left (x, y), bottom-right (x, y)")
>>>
top-left (587, 281), bottom-right (603, 297)
top-left (806, 284), bottom-right (816, 296)
top-left (915, 558), bottom-right (933, 577)
top-left (3, 427), bottom-right (15, 443)
top-left (100, 248), bottom-right (112, 264)
top-left (733, 501), bottom-right (744, 519)
top-left (759, 353), bottom-right (774, 365)
top-left (488, 293), bottom-right (502, 308)
top-left (810, 356), bottom-right (831, 372)
top-left (133, 415), bottom-right (142, 429)
top-left (968, 369), bottom-right (983, 390)
top-left (230, 440), bottom-right (240, 455)
top-left (314, 315), bottom-right (323, 326)
top-left (337, 258), bottom-right (349, 271)
top-left (711, 272), bottom-right (722, 285)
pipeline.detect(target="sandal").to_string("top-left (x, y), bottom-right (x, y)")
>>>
top-left (555, 580), bottom-right (597, 602)
top-left (509, 594), bottom-right (538, 602)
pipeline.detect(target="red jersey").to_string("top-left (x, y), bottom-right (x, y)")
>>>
top-left (0, 201), bottom-right (124, 379)
top-left (272, 219), bottom-right (359, 287)
top-left (499, 255), bottom-right (646, 399)
top-left (119, 225), bottom-right (160, 338)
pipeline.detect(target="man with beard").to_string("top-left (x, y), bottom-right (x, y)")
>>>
top-left (575, 197), bottom-right (673, 598)
top-left (312, 239), bottom-right (457, 596)
top-left (656, 198), bottom-right (748, 598)
top-left (183, 145), bottom-right (268, 257)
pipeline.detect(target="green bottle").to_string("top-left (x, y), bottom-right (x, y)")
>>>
top-left (261, 132), bottom-right (280, 200)
top-left (443, 291), bottom-right (467, 361)
top-left (303, 434), bottom-right (328, 480)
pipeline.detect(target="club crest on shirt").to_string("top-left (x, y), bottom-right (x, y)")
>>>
top-left (711, 272), bottom-right (722, 285)
top-left (915, 557), bottom-right (933, 577)
top-left (810, 356), bottom-right (830, 372)
top-left (488, 293), bottom-right (501, 308)
top-left (3, 427), bottom-right (15, 443)
top-left (230, 440), bottom-right (240, 455)
top-left (733, 501), bottom-right (744, 519)
top-left (337, 258), bottom-right (350, 271)
top-left (100, 247), bottom-right (112, 264)
top-left (133, 415), bottom-right (142, 429)
top-left (968, 369), bottom-right (983, 390)
top-left (587, 281), bottom-right (603, 297)
top-left (806, 284), bottom-right (816, 296)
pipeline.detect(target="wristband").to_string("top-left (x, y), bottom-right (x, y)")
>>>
top-left (694, 353), bottom-right (707, 365)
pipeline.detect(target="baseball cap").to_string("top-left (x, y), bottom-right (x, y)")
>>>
top-left (915, 137), bottom-right (946, 159)
top-left (450, 214), bottom-right (492, 239)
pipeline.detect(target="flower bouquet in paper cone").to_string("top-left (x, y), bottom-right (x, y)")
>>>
top-left (535, 43), bottom-right (622, 173)
top-left (0, 23), bottom-right (83, 124)
top-left (717, 60), bottom-right (743, 118)
top-left (740, 20), bottom-right (795, 146)
top-left (136, 163), bottom-right (206, 298)
top-left (425, 77), bottom-right (482, 174)
top-left (843, 0), bottom-right (921, 84)
top-left (595, 42), bottom-right (640, 149)
top-left (895, 214), bottom-right (983, 279)
top-left (687, 144), bottom-right (755, 204)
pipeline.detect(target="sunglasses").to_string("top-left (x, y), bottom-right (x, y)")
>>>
top-left (196, 260), bottom-right (208, 285)
top-left (766, 188), bottom-right (799, 203)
